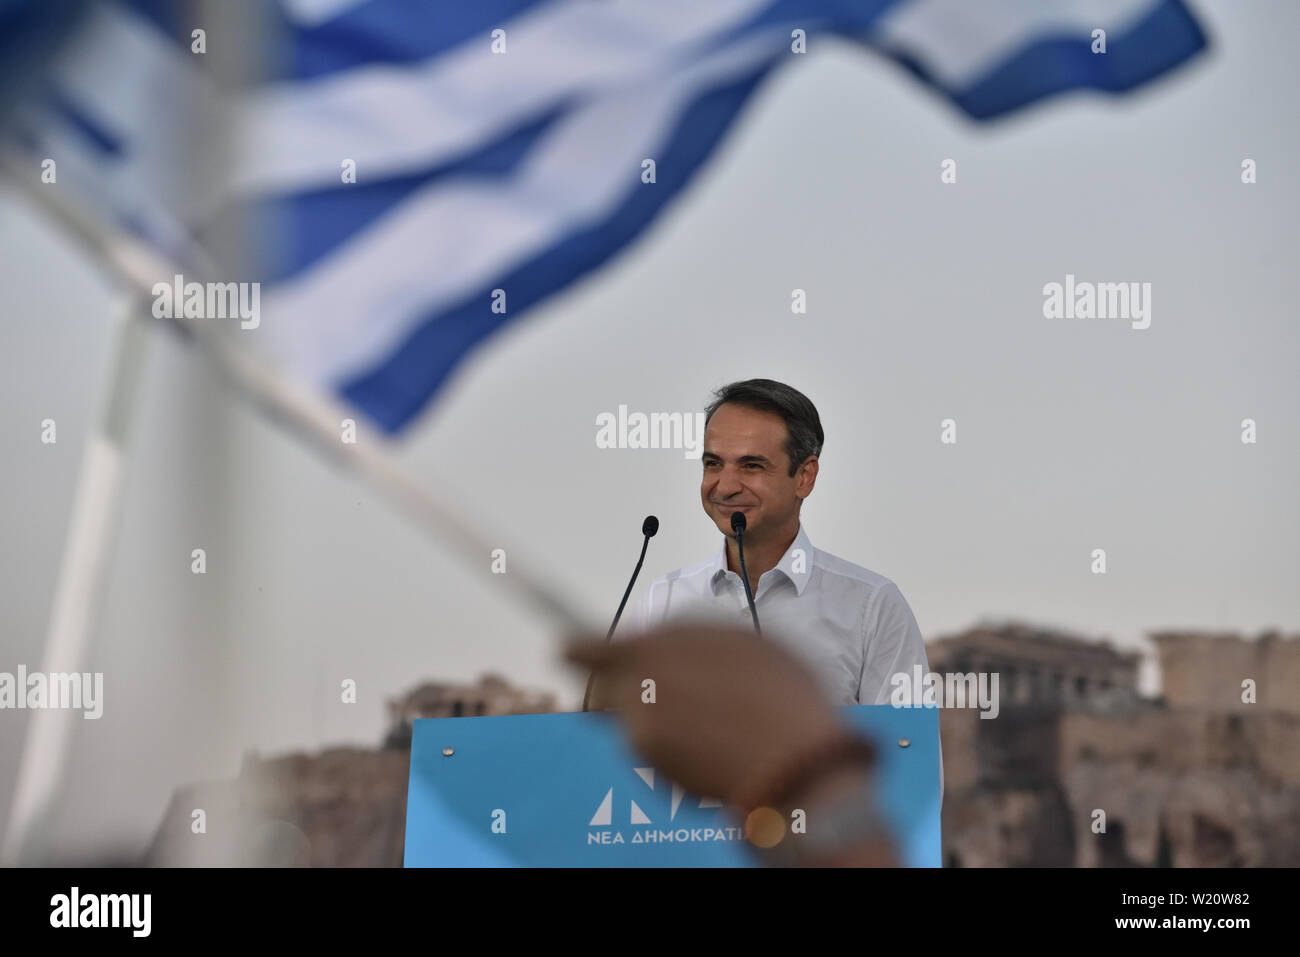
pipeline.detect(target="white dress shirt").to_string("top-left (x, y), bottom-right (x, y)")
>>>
top-left (632, 523), bottom-right (930, 707)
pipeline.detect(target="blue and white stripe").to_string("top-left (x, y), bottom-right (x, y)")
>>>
top-left (4, 0), bottom-right (1207, 432)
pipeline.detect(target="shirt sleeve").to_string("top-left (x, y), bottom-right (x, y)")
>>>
top-left (858, 580), bottom-right (943, 805)
top-left (858, 581), bottom-right (929, 706)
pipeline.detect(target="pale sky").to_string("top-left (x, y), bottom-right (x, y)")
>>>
top-left (1, 1), bottom-right (1296, 861)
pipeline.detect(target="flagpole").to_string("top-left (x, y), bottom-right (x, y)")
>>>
top-left (0, 301), bottom-right (148, 866)
top-left (1, 153), bottom-right (596, 864)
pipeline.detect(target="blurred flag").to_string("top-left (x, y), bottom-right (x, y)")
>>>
top-left (3, 0), bottom-right (1206, 433)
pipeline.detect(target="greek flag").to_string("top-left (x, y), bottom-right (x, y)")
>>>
top-left (3, 0), bottom-right (1206, 432)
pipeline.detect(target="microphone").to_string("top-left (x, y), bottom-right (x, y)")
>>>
top-left (581, 515), bottom-right (659, 712)
top-left (731, 511), bottom-right (762, 636)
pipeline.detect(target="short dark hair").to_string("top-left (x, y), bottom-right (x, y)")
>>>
top-left (704, 379), bottom-right (824, 477)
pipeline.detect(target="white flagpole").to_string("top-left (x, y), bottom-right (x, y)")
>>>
top-left (0, 152), bottom-right (596, 864)
top-left (0, 301), bottom-right (148, 867)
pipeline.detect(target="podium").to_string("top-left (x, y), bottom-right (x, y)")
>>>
top-left (404, 705), bottom-right (941, 866)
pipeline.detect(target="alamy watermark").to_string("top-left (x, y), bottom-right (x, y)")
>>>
top-left (890, 665), bottom-right (999, 719)
top-left (1, 667), bottom-right (103, 719)
top-left (1042, 273), bottom-right (1151, 330)
top-left (595, 405), bottom-right (706, 459)
top-left (152, 273), bottom-right (260, 329)
top-left (50, 887), bottom-right (150, 937)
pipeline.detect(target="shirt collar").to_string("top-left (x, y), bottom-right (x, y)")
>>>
top-left (709, 523), bottom-right (814, 597)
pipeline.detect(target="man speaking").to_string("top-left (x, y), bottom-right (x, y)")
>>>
top-left (635, 378), bottom-right (930, 707)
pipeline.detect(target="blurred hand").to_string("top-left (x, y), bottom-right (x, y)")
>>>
top-left (565, 622), bottom-right (847, 807)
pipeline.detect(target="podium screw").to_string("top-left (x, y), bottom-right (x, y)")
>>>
top-left (898, 738), bottom-right (910, 748)
top-left (442, 747), bottom-right (455, 756)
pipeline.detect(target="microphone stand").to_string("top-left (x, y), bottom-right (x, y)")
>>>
top-left (732, 513), bottom-right (762, 636)
top-left (581, 518), bottom-right (657, 712)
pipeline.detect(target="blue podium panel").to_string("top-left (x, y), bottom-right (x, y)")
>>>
top-left (404, 706), bottom-right (941, 867)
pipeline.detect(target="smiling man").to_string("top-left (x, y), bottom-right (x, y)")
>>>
top-left (635, 378), bottom-right (930, 707)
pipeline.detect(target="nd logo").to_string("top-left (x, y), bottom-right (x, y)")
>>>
top-left (588, 767), bottom-right (723, 826)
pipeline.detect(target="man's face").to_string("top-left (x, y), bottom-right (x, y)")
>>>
top-left (700, 403), bottom-right (816, 541)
